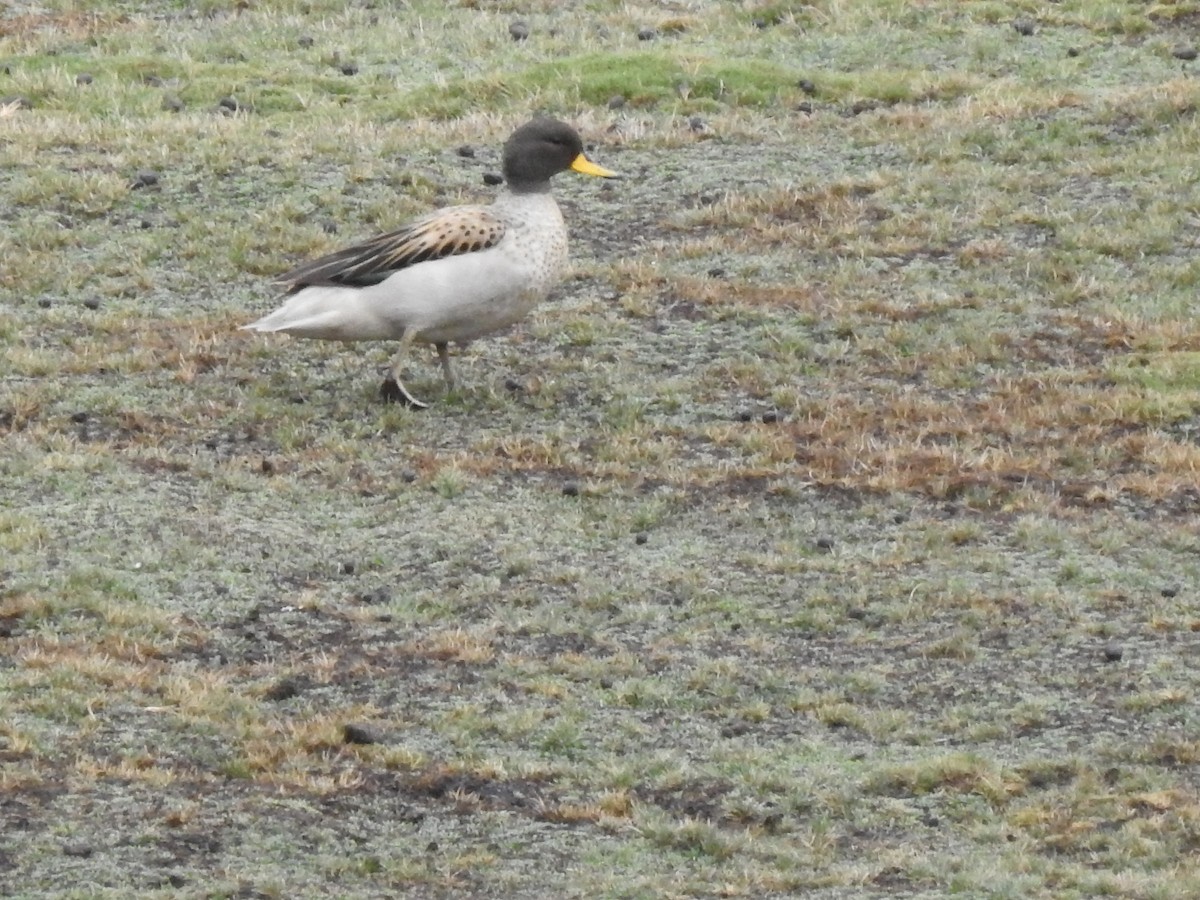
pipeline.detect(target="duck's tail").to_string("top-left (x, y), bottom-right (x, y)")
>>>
top-left (241, 285), bottom-right (392, 341)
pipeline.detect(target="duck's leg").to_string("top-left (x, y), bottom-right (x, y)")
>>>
top-left (380, 331), bottom-right (429, 408)
top-left (435, 342), bottom-right (456, 390)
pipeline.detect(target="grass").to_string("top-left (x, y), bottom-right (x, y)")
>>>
top-left (4, 0), bottom-right (1200, 897)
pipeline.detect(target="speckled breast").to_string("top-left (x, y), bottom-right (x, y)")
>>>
top-left (499, 192), bottom-right (569, 298)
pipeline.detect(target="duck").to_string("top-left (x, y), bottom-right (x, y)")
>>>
top-left (242, 117), bottom-right (619, 408)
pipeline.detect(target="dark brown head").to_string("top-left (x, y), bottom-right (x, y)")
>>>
top-left (501, 118), bottom-right (618, 193)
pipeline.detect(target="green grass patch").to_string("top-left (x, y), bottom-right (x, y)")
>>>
top-left (400, 51), bottom-right (806, 118)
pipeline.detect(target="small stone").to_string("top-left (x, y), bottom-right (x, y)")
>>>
top-left (707, 266), bottom-right (726, 277)
top-left (562, 481), bottom-right (581, 497)
top-left (637, 26), bottom-right (657, 41)
top-left (340, 62), bottom-right (358, 76)
top-left (264, 676), bottom-right (307, 701)
top-left (509, 21), bottom-right (530, 41)
top-left (343, 723), bottom-right (383, 745)
top-left (83, 298), bottom-right (101, 310)
top-left (70, 411), bottom-right (89, 424)
top-left (761, 410), bottom-right (780, 424)
top-left (61, 842), bottom-right (94, 858)
top-left (720, 722), bottom-right (750, 739)
top-left (357, 589), bottom-right (391, 605)
top-left (75, 73), bottom-right (93, 85)
top-left (162, 94), bottom-right (184, 112)
top-left (455, 144), bottom-right (475, 158)
top-left (1012, 18), bottom-right (1035, 36)
top-left (1161, 586), bottom-right (1179, 598)
top-left (130, 169), bottom-right (159, 189)
top-left (735, 408), bottom-right (754, 423)
top-left (139, 218), bottom-right (152, 229)
top-left (339, 560), bottom-right (355, 575)
top-left (798, 79), bottom-right (817, 95)
top-left (635, 532), bottom-right (648, 545)
top-left (218, 96), bottom-right (240, 112)
top-left (814, 537), bottom-right (835, 552)
top-left (607, 95), bottom-right (626, 110)
top-left (1066, 47), bottom-right (1081, 58)
top-left (401, 470), bottom-right (418, 483)
top-left (796, 101), bottom-right (814, 114)
top-left (1173, 45), bottom-right (1198, 62)
top-left (847, 607), bottom-right (867, 620)
top-left (1102, 643), bottom-right (1124, 663)
top-left (37, 297), bottom-right (52, 309)
top-left (503, 377), bottom-right (524, 393)
top-left (297, 34), bottom-right (314, 48)
top-left (482, 172), bottom-right (503, 186)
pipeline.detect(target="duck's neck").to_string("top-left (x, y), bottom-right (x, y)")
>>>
top-left (505, 178), bottom-right (553, 195)
top-left (496, 187), bottom-right (560, 207)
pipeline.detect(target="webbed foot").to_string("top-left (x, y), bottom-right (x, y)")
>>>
top-left (380, 377), bottom-right (429, 409)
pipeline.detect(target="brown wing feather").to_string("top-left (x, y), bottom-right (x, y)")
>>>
top-left (275, 206), bottom-right (507, 292)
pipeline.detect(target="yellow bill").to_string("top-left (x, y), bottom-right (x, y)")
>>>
top-left (570, 153), bottom-right (620, 178)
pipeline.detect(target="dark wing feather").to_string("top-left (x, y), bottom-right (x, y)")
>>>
top-left (275, 206), bottom-right (507, 292)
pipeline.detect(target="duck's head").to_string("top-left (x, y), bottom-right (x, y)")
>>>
top-left (502, 118), bottom-right (619, 192)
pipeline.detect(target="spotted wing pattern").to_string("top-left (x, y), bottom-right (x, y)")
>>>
top-left (275, 207), bottom-right (507, 292)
